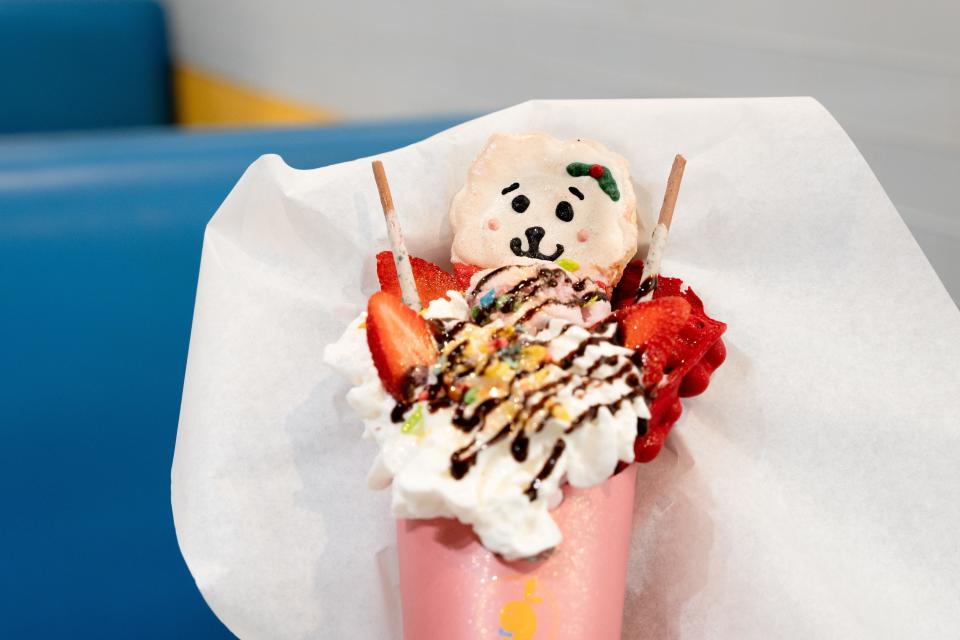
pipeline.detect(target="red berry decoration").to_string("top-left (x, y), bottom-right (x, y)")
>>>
top-left (366, 291), bottom-right (439, 401)
top-left (609, 259), bottom-right (727, 462)
top-left (634, 428), bottom-right (665, 463)
top-left (451, 262), bottom-right (481, 291)
top-left (618, 296), bottom-right (691, 351)
top-left (641, 340), bottom-right (670, 389)
top-left (376, 251), bottom-right (460, 304)
top-left (679, 363), bottom-right (711, 397)
top-left (703, 338), bottom-right (727, 369)
top-left (589, 164), bottom-right (605, 179)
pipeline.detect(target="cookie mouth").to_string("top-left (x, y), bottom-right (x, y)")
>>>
top-left (510, 226), bottom-right (564, 262)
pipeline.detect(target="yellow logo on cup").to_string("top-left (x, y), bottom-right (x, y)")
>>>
top-left (498, 579), bottom-right (541, 639)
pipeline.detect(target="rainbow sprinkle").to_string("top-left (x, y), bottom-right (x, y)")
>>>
top-left (463, 387), bottom-right (478, 404)
top-left (400, 404), bottom-right (424, 435)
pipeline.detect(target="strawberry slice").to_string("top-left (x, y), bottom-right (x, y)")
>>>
top-left (376, 251), bottom-right (460, 304)
top-left (452, 262), bottom-right (481, 291)
top-left (639, 334), bottom-right (674, 389)
top-left (366, 291), bottom-right (439, 401)
top-left (618, 296), bottom-right (691, 350)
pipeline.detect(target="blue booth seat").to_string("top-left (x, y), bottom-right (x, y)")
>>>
top-left (0, 1), bottom-right (172, 133)
top-left (0, 117), bottom-right (466, 637)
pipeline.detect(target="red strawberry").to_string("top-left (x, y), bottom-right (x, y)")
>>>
top-left (641, 336), bottom-right (671, 389)
top-left (634, 428), bottom-right (666, 464)
top-left (618, 296), bottom-right (692, 350)
top-left (703, 338), bottom-right (727, 369)
top-left (376, 251), bottom-right (459, 304)
top-left (678, 363), bottom-right (711, 397)
top-left (452, 262), bottom-right (481, 291)
top-left (366, 291), bottom-right (439, 401)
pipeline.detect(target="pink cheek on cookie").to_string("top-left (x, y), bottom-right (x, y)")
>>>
top-left (487, 218), bottom-right (501, 231)
top-left (577, 229), bottom-right (590, 243)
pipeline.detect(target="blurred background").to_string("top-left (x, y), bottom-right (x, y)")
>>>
top-left (1, 0), bottom-right (957, 637)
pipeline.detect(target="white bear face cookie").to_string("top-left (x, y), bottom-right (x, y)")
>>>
top-left (450, 132), bottom-right (639, 286)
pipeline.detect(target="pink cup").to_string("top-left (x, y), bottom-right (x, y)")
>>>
top-left (396, 464), bottom-right (638, 639)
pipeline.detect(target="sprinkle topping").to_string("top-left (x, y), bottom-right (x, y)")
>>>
top-left (401, 404), bottom-right (424, 435)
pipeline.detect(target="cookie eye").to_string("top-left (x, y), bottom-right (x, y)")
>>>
top-left (511, 195), bottom-right (530, 213)
top-left (555, 200), bottom-right (574, 222)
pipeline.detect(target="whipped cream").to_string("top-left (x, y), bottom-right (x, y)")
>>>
top-left (324, 266), bottom-right (649, 560)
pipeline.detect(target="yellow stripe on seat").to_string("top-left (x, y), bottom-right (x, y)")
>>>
top-left (173, 65), bottom-right (338, 127)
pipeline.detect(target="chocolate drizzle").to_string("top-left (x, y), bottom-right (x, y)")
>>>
top-left (584, 354), bottom-right (621, 376)
top-left (434, 320), bottom-right (467, 346)
top-left (525, 440), bottom-right (566, 501)
top-left (450, 446), bottom-right (476, 480)
top-left (636, 275), bottom-right (658, 300)
top-left (515, 300), bottom-right (580, 325)
top-left (390, 403), bottom-right (410, 423)
top-left (511, 432), bottom-right (529, 461)
top-left (472, 265), bottom-right (516, 292)
top-left (452, 397), bottom-right (501, 431)
top-left (389, 266), bottom-right (653, 501)
top-left (565, 389), bottom-right (644, 433)
top-left (558, 335), bottom-right (609, 368)
top-left (467, 266), bottom-right (608, 328)
top-left (637, 417), bottom-right (649, 437)
top-left (444, 324), bottom-right (647, 491)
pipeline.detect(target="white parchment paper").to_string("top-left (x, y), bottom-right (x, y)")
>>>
top-left (172, 98), bottom-right (960, 639)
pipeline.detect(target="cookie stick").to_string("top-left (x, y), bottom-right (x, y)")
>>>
top-left (372, 160), bottom-right (422, 311)
top-left (635, 154), bottom-right (686, 302)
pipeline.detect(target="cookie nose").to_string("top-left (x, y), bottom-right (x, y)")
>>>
top-left (510, 226), bottom-right (564, 261)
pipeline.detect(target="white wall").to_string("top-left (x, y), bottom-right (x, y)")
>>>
top-left (162, 0), bottom-right (960, 300)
